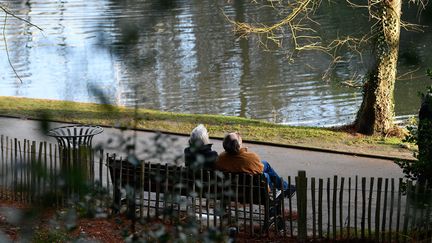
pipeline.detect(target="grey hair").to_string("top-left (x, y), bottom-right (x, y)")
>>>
top-left (189, 124), bottom-right (210, 146)
top-left (222, 133), bottom-right (241, 154)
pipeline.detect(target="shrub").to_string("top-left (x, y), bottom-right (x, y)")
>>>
top-left (396, 70), bottom-right (432, 185)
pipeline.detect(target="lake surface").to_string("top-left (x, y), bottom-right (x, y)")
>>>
top-left (0, 0), bottom-right (431, 126)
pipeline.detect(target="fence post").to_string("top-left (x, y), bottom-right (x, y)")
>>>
top-left (297, 170), bottom-right (307, 241)
top-left (0, 134), bottom-right (3, 200)
top-left (403, 180), bottom-right (413, 242)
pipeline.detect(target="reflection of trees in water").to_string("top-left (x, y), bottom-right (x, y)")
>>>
top-left (2, 0), bottom-right (122, 103)
top-left (54, 1), bottom-right (72, 102)
top-left (98, 0), bottom-right (290, 119)
top-left (1, 0), bottom-right (428, 125)
top-left (97, 0), bottom-right (180, 108)
top-left (98, 0), bottom-right (366, 125)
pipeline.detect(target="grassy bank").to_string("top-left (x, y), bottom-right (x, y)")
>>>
top-left (0, 96), bottom-right (414, 159)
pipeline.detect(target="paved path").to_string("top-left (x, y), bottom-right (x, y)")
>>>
top-left (0, 116), bottom-right (404, 179)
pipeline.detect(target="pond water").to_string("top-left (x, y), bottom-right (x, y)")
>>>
top-left (0, 0), bottom-right (431, 126)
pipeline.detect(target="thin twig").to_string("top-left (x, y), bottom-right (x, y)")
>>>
top-left (3, 13), bottom-right (23, 84)
top-left (0, 5), bottom-right (42, 31)
top-left (1, 4), bottom-right (44, 84)
top-left (396, 67), bottom-right (426, 81)
top-left (345, 0), bottom-right (369, 8)
top-left (400, 20), bottom-right (425, 32)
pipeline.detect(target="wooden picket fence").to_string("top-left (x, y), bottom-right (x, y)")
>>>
top-left (0, 135), bottom-right (106, 206)
top-left (0, 135), bottom-right (431, 241)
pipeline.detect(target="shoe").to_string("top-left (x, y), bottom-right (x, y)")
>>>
top-left (283, 185), bottom-right (296, 198)
top-left (275, 189), bottom-right (282, 199)
top-left (272, 188), bottom-right (295, 199)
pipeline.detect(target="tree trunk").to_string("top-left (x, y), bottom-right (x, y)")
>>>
top-left (355, 0), bottom-right (402, 135)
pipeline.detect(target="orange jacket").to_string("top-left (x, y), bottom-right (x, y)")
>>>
top-left (215, 147), bottom-right (264, 174)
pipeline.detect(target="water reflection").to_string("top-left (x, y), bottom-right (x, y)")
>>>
top-left (0, 0), bottom-right (431, 126)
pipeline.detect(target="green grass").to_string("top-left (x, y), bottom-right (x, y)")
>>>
top-left (0, 96), bottom-right (413, 159)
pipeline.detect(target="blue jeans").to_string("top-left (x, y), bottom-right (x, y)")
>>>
top-left (262, 160), bottom-right (295, 196)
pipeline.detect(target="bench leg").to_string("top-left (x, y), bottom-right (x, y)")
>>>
top-left (126, 190), bottom-right (137, 220)
top-left (263, 215), bottom-right (285, 232)
top-left (265, 198), bottom-right (286, 232)
top-left (111, 186), bottom-right (121, 213)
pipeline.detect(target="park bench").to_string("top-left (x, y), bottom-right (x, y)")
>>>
top-left (107, 156), bottom-right (295, 231)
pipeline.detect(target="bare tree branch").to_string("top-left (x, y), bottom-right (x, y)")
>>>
top-left (396, 67), bottom-right (425, 80)
top-left (0, 5), bottom-right (42, 31)
top-left (227, 0), bottom-right (426, 77)
top-left (228, 0), bottom-right (314, 35)
top-left (1, 4), bottom-right (43, 84)
top-left (400, 20), bottom-right (425, 32)
top-left (2, 13), bottom-right (23, 84)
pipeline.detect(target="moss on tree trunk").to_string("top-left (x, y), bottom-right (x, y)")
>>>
top-left (355, 0), bottom-right (402, 135)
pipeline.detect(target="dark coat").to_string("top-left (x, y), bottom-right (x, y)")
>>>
top-left (184, 144), bottom-right (218, 169)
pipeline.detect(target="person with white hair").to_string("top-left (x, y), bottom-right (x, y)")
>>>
top-left (184, 124), bottom-right (218, 169)
top-left (215, 132), bottom-right (296, 198)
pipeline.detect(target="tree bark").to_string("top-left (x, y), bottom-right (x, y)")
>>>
top-left (355, 0), bottom-right (402, 135)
